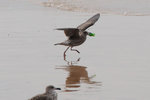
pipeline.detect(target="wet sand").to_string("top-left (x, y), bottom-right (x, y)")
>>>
top-left (0, 0), bottom-right (150, 100)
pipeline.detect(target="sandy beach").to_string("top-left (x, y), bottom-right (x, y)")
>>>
top-left (0, 0), bottom-right (150, 100)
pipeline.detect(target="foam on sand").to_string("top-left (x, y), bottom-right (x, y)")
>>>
top-left (41, 0), bottom-right (150, 15)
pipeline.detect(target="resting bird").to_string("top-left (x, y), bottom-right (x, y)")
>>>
top-left (29, 85), bottom-right (61, 100)
top-left (55, 13), bottom-right (100, 57)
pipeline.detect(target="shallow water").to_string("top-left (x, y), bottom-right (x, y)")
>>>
top-left (56, 58), bottom-right (101, 92)
top-left (0, 0), bottom-right (150, 100)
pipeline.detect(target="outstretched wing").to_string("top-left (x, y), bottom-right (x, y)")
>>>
top-left (77, 13), bottom-right (100, 31)
top-left (56, 28), bottom-right (80, 38)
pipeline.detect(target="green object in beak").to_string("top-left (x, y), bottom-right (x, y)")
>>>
top-left (89, 33), bottom-right (95, 37)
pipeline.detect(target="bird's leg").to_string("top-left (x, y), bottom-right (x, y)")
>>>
top-left (64, 46), bottom-right (70, 57)
top-left (70, 47), bottom-right (80, 53)
top-left (64, 57), bottom-right (70, 65)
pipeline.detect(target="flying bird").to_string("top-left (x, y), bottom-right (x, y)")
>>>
top-left (29, 85), bottom-right (61, 100)
top-left (55, 13), bottom-right (100, 57)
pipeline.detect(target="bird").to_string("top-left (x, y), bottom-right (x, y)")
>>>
top-left (54, 13), bottom-right (100, 57)
top-left (29, 85), bottom-right (61, 100)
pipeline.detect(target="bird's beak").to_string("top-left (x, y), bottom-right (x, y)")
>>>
top-left (55, 88), bottom-right (61, 90)
top-left (88, 32), bottom-right (95, 37)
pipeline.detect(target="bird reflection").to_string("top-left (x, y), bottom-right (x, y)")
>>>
top-left (56, 58), bottom-right (101, 92)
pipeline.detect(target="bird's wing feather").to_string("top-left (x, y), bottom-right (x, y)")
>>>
top-left (30, 94), bottom-right (49, 100)
top-left (55, 28), bottom-right (80, 38)
top-left (77, 13), bottom-right (100, 31)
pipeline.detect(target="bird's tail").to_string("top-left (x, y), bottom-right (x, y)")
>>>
top-left (54, 43), bottom-right (63, 45)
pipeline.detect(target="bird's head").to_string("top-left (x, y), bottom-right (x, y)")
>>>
top-left (86, 31), bottom-right (95, 37)
top-left (46, 85), bottom-right (61, 93)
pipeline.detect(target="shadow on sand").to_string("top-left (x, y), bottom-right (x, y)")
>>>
top-left (56, 57), bottom-right (101, 92)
